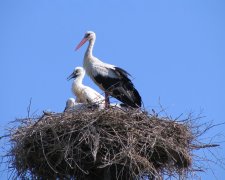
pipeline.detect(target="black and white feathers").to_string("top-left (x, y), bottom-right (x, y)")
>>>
top-left (76, 31), bottom-right (142, 108)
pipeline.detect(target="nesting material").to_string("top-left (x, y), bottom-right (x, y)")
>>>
top-left (9, 108), bottom-right (195, 179)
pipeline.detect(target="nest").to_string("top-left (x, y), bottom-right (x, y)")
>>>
top-left (8, 108), bottom-right (197, 179)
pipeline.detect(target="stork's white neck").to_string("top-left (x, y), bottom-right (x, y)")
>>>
top-left (74, 74), bottom-right (85, 87)
top-left (85, 37), bottom-right (95, 58)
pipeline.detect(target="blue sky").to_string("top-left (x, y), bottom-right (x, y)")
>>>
top-left (0, 0), bottom-right (225, 179)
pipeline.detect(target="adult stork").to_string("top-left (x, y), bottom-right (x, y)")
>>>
top-left (75, 31), bottom-right (142, 108)
top-left (67, 67), bottom-right (105, 107)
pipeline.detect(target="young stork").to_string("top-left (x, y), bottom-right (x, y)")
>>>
top-left (64, 98), bottom-right (76, 111)
top-left (67, 67), bottom-right (105, 106)
top-left (64, 98), bottom-right (97, 112)
top-left (75, 31), bottom-right (142, 108)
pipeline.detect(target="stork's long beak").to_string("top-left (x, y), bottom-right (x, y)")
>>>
top-left (75, 37), bottom-right (88, 51)
top-left (67, 73), bottom-right (77, 80)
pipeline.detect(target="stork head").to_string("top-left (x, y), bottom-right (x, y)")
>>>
top-left (75, 31), bottom-right (96, 50)
top-left (64, 97), bottom-right (76, 111)
top-left (67, 67), bottom-right (85, 80)
top-left (66, 98), bottom-right (75, 108)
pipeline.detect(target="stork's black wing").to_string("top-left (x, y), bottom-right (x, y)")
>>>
top-left (94, 66), bottom-right (142, 108)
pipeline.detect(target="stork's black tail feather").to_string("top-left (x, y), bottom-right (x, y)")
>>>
top-left (110, 78), bottom-right (142, 108)
top-left (110, 67), bottom-right (142, 108)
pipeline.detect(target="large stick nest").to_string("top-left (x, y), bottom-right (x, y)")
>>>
top-left (8, 108), bottom-right (197, 179)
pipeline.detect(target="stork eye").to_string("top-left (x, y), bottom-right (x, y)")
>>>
top-left (76, 69), bottom-right (81, 74)
top-left (85, 33), bottom-right (90, 38)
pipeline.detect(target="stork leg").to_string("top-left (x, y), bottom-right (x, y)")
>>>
top-left (105, 92), bottom-right (110, 108)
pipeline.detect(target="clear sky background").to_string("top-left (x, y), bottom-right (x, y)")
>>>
top-left (0, 0), bottom-right (225, 179)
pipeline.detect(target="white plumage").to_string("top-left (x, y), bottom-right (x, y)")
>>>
top-left (64, 97), bottom-right (127, 112)
top-left (67, 67), bottom-right (105, 106)
top-left (64, 98), bottom-right (98, 112)
top-left (64, 98), bottom-right (76, 111)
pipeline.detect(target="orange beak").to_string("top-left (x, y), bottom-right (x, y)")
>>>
top-left (75, 37), bottom-right (88, 51)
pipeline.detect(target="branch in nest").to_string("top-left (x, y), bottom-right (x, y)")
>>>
top-left (191, 144), bottom-right (219, 150)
